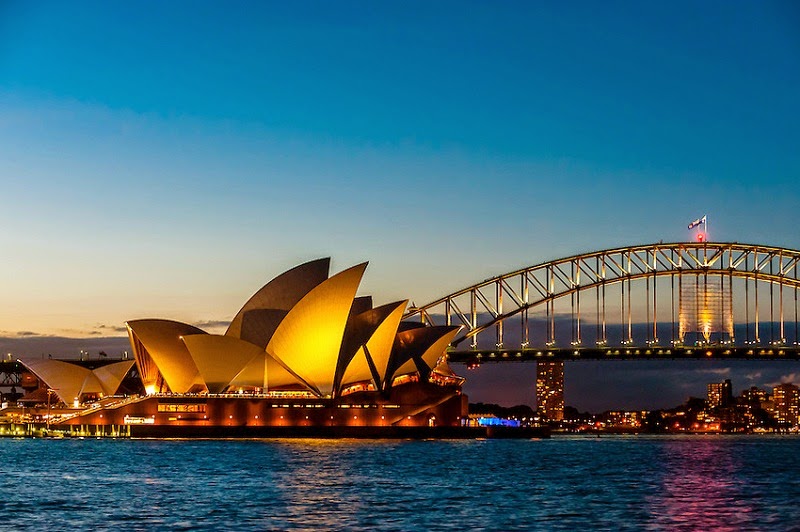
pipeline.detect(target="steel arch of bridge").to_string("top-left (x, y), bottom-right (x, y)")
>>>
top-left (403, 242), bottom-right (800, 359)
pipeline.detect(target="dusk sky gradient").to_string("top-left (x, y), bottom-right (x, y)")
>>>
top-left (1, 1), bottom-right (799, 410)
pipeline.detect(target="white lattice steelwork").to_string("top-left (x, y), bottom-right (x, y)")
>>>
top-left (404, 242), bottom-right (800, 351)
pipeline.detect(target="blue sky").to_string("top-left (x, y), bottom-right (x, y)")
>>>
top-left (1, 1), bottom-right (799, 407)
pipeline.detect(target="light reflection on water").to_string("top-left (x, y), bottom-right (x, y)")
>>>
top-left (647, 438), bottom-right (752, 530)
top-left (1, 436), bottom-right (799, 530)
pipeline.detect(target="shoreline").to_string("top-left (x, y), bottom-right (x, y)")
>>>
top-left (0, 422), bottom-right (550, 440)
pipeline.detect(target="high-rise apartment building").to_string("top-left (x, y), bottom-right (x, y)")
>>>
top-left (707, 379), bottom-right (733, 408)
top-left (536, 361), bottom-right (564, 421)
top-left (773, 383), bottom-right (800, 426)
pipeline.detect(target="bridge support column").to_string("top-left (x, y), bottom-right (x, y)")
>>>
top-left (536, 361), bottom-right (564, 422)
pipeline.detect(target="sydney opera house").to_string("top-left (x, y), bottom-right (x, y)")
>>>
top-left (18, 259), bottom-right (468, 437)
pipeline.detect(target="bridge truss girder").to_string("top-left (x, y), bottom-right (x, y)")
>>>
top-left (403, 242), bottom-right (800, 352)
top-left (0, 361), bottom-right (22, 389)
top-left (450, 345), bottom-right (800, 364)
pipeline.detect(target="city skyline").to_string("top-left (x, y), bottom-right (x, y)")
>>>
top-left (1, 2), bottom-right (798, 409)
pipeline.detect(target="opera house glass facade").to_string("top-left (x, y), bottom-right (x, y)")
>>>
top-left (20, 259), bottom-right (467, 436)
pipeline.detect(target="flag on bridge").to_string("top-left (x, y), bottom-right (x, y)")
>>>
top-left (688, 215), bottom-right (706, 230)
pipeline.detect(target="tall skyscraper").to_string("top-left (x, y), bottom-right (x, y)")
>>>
top-left (772, 383), bottom-right (800, 426)
top-left (707, 379), bottom-right (733, 408)
top-left (536, 361), bottom-right (564, 421)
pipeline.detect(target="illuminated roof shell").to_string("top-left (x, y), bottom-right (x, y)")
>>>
top-left (181, 334), bottom-right (266, 394)
top-left (338, 300), bottom-right (408, 391)
top-left (266, 262), bottom-right (368, 396)
top-left (226, 258), bottom-right (330, 348)
top-left (389, 326), bottom-right (460, 385)
top-left (126, 319), bottom-right (207, 394)
top-left (18, 358), bottom-right (135, 404)
top-left (93, 361), bottom-right (137, 394)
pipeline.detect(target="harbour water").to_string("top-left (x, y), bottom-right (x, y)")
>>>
top-left (2, 435), bottom-right (799, 530)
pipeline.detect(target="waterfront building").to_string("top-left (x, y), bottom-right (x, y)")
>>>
top-left (761, 399), bottom-right (777, 421)
top-left (17, 259), bottom-right (468, 435)
top-left (772, 383), bottom-right (800, 427)
top-left (740, 386), bottom-right (769, 406)
top-left (597, 410), bottom-right (648, 430)
top-left (536, 361), bottom-right (564, 421)
top-left (707, 379), bottom-right (733, 408)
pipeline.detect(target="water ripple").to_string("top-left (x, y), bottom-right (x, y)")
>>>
top-left (1, 436), bottom-right (799, 529)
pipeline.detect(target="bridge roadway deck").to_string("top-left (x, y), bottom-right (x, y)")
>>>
top-left (448, 346), bottom-right (800, 364)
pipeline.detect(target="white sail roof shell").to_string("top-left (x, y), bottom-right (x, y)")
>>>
top-left (19, 358), bottom-right (135, 404)
top-left (266, 263), bottom-right (367, 396)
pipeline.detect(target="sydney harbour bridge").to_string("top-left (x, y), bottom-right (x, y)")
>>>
top-left (403, 242), bottom-right (800, 363)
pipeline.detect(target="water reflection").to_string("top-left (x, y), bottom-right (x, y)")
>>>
top-left (647, 437), bottom-right (754, 530)
top-left (1, 436), bottom-right (799, 529)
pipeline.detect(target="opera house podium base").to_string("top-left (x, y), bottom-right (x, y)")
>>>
top-left (50, 386), bottom-right (548, 439)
